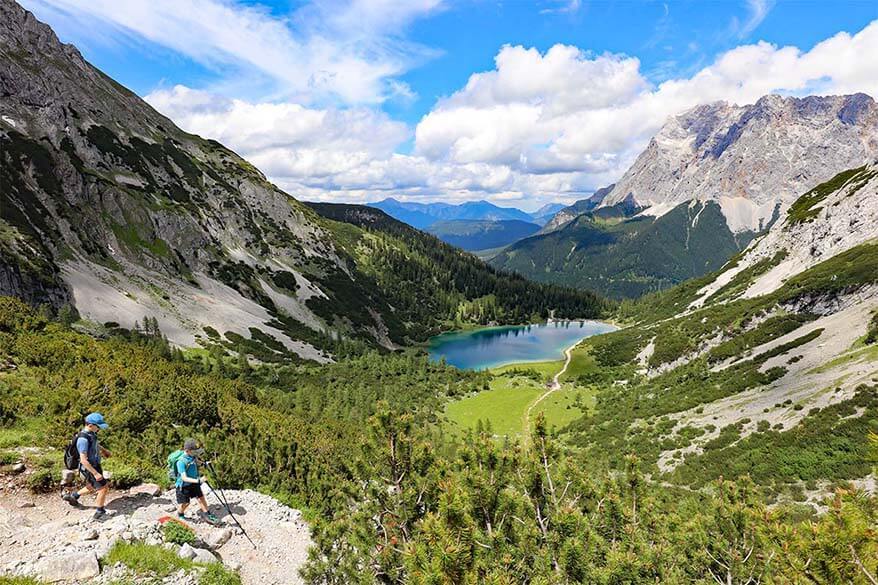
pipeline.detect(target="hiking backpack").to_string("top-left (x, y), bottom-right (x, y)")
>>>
top-left (63, 431), bottom-right (92, 470)
top-left (167, 449), bottom-right (186, 481)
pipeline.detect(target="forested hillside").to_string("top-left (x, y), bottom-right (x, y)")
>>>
top-left (492, 199), bottom-right (751, 298)
top-left (307, 203), bottom-right (608, 340)
top-left (1, 297), bottom-right (876, 583)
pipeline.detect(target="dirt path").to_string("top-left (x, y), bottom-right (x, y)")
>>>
top-left (0, 481), bottom-right (311, 584)
top-left (522, 343), bottom-right (576, 448)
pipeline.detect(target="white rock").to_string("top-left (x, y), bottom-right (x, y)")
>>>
top-left (33, 552), bottom-right (100, 582)
top-left (204, 528), bottom-right (233, 550)
top-left (178, 543), bottom-right (197, 560)
top-left (81, 529), bottom-right (99, 541)
top-left (60, 470), bottom-right (76, 485)
top-left (191, 547), bottom-right (218, 564)
top-left (11, 462), bottom-right (25, 473)
top-left (130, 483), bottom-right (162, 497)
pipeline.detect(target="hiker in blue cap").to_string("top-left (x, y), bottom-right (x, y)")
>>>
top-left (62, 412), bottom-right (112, 518)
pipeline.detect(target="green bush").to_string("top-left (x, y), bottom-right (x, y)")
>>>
top-left (162, 520), bottom-right (197, 545)
top-left (107, 463), bottom-right (142, 489)
top-left (0, 450), bottom-right (20, 465)
top-left (27, 468), bottom-right (56, 493)
top-left (0, 577), bottom-right (44, 585)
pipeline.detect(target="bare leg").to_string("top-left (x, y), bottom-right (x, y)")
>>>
top-left (77, 485), bottom-right (94, 497)
top-left (177, 502), bottom-right (190, 515)
top-left (95, 486), bottom-right (109, 508)
top-left (197, 496), bottom-right (210, 513)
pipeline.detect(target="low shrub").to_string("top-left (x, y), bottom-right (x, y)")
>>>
top-left (199, 564), bottom-right (243, 585)
top-left (27, 468), bottom-right (56, 493)
top-left (107, 463), bottom-right (143, 489)
top-left (161, 520), bottom-right (197, 546)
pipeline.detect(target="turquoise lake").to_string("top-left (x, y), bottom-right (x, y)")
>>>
top-left (428, 321), bottom-right (617, 370)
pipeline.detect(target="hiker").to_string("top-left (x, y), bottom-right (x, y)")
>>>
top-left (175, 438), bottom-right (220, 525)
top-left (62, 412), bottom-right (112, 518)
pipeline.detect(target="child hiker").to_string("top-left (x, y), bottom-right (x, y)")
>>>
top-left (175, 438), bottom-right (220, 525)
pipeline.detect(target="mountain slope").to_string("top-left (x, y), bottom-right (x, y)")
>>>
top-left (492, 94), bottom-right (878, 298)
top-left (367, 197), bottom-right (534, 229)
top-left (529, 203), bottom-right (565, 226)
top-left (426, 219), bottom-right (540, 251)
top-left (306, 203), bottom-right (607, 339)
top-left (562, 164), bottom-right (878, 484)
top-left (540, 184), bottom-right (614, 233)
top-left (0, 1), bottom-right (604, 360)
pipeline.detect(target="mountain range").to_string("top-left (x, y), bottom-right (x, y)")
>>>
top-left (0, 0), bottom-right (602, 360)
top-left (493, 93), bottom-right (878, 298)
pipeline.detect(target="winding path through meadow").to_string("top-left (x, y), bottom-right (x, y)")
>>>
top-left (521, 342), bottom-right (576, 448)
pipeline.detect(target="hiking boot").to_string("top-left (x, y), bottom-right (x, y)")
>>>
top-left (62, 492), bottom-right (82, 507)
top-left (93, 507), bottom-right (107, 520)
top-left (198, 511), bottom-right (221, 525)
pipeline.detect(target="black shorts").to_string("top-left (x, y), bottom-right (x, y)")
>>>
top-left (176, 483), bottom-right (203, 504)
top-left (81, 464), bottom-right (108, 490)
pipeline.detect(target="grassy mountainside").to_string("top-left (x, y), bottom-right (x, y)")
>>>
top-left (492, 200), bottom-right (753, 298)
top-left (426, 218), bottom-right (540, 251)
top-left (306, 203), bottom-right (609, 341)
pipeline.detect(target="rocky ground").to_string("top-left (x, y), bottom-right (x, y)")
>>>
top-left (0, 470), bottom-right (312, 584)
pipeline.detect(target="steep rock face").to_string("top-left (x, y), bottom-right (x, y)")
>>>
top-left (692, 163), bottom-right (878, 306)
top-left (601, 94), bottom-right (878, 232)
top-left (0, 0), bottom-right (395, 359)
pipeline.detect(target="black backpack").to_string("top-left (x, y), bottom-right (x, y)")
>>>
top-left (63, 431), bottom-right (93, 470)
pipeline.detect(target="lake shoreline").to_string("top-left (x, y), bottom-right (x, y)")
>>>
top-left (429, 319), bottom-right (618, 371)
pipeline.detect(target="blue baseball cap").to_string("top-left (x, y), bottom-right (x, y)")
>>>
top-left (85, 412), bottom-right (108, 429)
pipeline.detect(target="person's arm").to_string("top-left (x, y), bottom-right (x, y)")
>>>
top-left (99, 446), bottom-right (111, 457)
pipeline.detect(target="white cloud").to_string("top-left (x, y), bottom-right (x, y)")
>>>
top-left (411, 22), bottom-right (878, 206)
top-left (22, 0), bottom-right (442, 104)
top-left (733, 0), bottom-right (775, 39)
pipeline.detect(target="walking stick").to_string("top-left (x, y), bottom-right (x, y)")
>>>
top-left (204, 460), bottom-right (257, 548)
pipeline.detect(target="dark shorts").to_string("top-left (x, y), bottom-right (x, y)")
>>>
top-left (81, 464), bottom-right (108, 490)
top-left (176, 483), bottom-right (204, 504)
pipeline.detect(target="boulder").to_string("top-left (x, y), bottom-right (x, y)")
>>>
top-left (204, 528), bottom-right (233, 550)
top-left (60, 470), bottom-right (76, 486)
top-left (33, 552), bottom-right (100, 582)
top-left (178, 543), bottom-right (197, 561)
top-left (191, 547), bottom-right (218, 564)
top-left (129, 483), bottom-right (162, 497)
top-left (11, 463), bottom-right (25, 473)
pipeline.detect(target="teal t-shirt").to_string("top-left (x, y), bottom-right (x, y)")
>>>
top-left (175, 454), bottom-right (199, 488)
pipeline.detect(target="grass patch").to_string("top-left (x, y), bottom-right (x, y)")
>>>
top-left (445, 376), bottom-right (543, 439)
top-left (0, 417), bottom-right (48, 449)
top-left (105, 542), bottom-right (194, 578)
top-left (0, 578), bottom-right (44, 585)
top-left (490, 360), bottom-right (561, 381)
top-left (786, 166), bottom-right (868, 224)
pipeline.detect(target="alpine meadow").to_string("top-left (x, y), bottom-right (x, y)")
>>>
top-left (2, 1), bottom-right (878, 584)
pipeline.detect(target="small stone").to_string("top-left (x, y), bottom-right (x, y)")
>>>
top-left (121, 531), bottom-right (133, 541)
top-left (11, 463), bottom-right (25, 473)
top-left (204, 528), bottom-right (233, 550)
top-left (82, 529), bottom-right (99, 541)
top-left (178, 543), bottom-right (197, 561)
top-left (18, 501), bottom-right (35, 508)
top-left (60, 469), bottom-right (76, 486)
top-left (191, 547), bottom-right (218, 564)
top-left (129, 482), bottom-right (162, 497)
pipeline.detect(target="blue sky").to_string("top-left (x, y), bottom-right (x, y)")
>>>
top-left (20, 0), bottom-right (878, 210)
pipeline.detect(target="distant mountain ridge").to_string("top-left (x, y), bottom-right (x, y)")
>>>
top-left (426, 219), bottom-right (540, 251)
top-left (367, 197), bottom-right (547, 229)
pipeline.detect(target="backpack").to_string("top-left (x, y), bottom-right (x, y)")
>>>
top-left (167, 450), bottom-right (186, 481)
top-left (64, 431), bottom-right (92, 471)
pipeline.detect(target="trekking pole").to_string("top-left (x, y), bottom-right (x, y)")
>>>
top-left (204, 461), bottom-right (256, 548)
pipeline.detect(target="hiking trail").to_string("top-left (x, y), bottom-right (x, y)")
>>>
top-left (0, 470), bottom-right (311, 584)
top-left (522, 342), bottom-right (576, 449)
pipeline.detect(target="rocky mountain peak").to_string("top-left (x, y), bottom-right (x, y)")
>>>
top-left (599, 93), bottom-right (878, 233)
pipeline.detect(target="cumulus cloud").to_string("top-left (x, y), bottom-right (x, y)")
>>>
top-left (21, 0), bottom-right (442, 104)
top-left (412, 21), bottom-right (878, 204)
